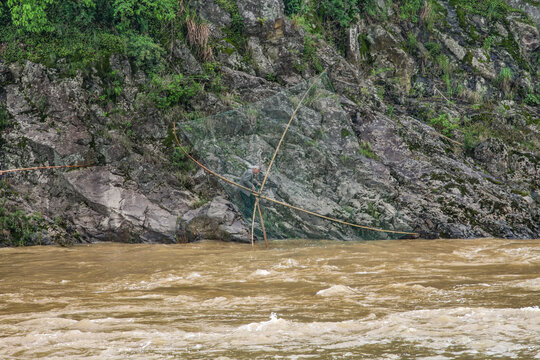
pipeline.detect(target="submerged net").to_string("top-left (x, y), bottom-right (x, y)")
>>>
top-left (178, 74), bottom-right (413, 240)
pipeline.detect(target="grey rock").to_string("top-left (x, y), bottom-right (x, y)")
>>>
top-left (510, 20), bottom-right (540, 57)
top-left (470, 48), bottom-right (496, 80)
top-left (507, 0), bottom-right (540, 29)
top-left (1, 0), bottom-right (539, 246)
top-left (369, 25), bottom-right (415, 92)
top-left (192, 0), bottom-right (232, 28)
top-left (346, 25), bottom-right (361, 65)
top-left (172, 40), bottom-right (203, 76)
top-left (440, 33), bottom-right (466, 60)
top-left (237, 0), bottom-right (285, 35)
top-left (473, 138), bottom-right (508, 179)
top-left (180, 196), bottom-right (250, 242)
top-left (248, 37), bottom-right (274, 76)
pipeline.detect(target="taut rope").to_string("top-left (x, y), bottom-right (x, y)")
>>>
top-left (0, 164), bottom-right (91, 176)
top-left (171, 122), bottom-right (419, 239)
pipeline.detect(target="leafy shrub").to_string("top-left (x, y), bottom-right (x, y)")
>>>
top-left (4, 0), bottom-right (106, 34)
top-left (285, 0), bottom-right (379, 55)
top-left (497, 66), bottom-right (513, 94)
top-left (151, 74), bottom-right (202, 109)
top-left (450, 0), bottom-right (513, 22)
top-left (112, 0), bottom-right (178, 33)
top-left (167, 74), bottom-right (201, 106)
top-left (524, 93), bottom-right (540, 106)
top-left (284, 0), bottom-right (303, 16)
top-left (0, 106), bottom-right (11, 132)
top-left (317, 0), bottom-right (361, 27)
top-left (6, 0), bottom-right (57, 33)
top-left (429, 113), bottom-right (459, 137)
top-left (171, 146), bottom-right (195, 172)
top-left (126, 34), bottom-right (165, 72)
top-left (406, 32), bottom-right (418, 53)
top-left (214, 0), bottom-right (238, 16)
top-left (0, 202), bottom-right (45, 246)
top-left (202, 62), bottom-right (226, 93)
top-left (400, 0), bottom-right (424, 23)
top-left (425, 41), bottom-right (441, 56)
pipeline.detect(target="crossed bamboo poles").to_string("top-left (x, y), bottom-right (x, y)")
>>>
top-left (249, 70), bottom-right (327, 247)
top-left (171, 71), bottom-right (419, 247)
top-left (1, 73), bottom-right (420, 245)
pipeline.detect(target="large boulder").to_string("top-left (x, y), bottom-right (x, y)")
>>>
top-left (179, 196), bottom-right (250, 242)
top-left (237, 0), bottom-right (285, 36)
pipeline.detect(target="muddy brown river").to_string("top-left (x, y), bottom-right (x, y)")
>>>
top-left (0, 238), bottom-right (539, 359)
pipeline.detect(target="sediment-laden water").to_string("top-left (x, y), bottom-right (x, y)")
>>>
top-left (0, 239), bottom-right (539, 359)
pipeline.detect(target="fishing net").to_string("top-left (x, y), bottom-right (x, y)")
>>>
top-left (177, 74), bottom-right (413, 240)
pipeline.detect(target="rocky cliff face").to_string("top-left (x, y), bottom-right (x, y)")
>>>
top-left (0, 0), bottom-right (539, 245)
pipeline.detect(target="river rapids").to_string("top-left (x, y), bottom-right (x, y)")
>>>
top-left (1, 239), bottom-right (539, 359)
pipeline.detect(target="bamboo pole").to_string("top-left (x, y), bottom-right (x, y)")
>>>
top-left (172, 100), bottom-right (419, 237)
top-left (258, 71), bottom-right (327, 194)
top-left (257, 200), bottom-right (269, 249)
top-left (250, 197), bottom-right (259, 247)
top-left (250, 70), bottom-right (328, 246)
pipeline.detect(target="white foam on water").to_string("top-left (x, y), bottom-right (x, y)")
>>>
top-left (2, 240), bottom-right (539, 359)
top-left (186, 272), bottom-right (202, 280)
top-left (316, 285), bottom-right (357, 297)
top-left (237, 312), bottom-right (286, 332)
top-left (2, 306), bottom-right (539, 359)
top-left (272, 258), bottom-right (306, 269)
top-left (511, 277), bottom-right (540, 291)
top-left (252, 269), bottom-right (271, 276)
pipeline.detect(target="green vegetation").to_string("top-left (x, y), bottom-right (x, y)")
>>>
top-left (266, 72), bottom-right (278, 82)
top-left (483, 35), bottom-right (495, 52)
top-left (386, 105), bottom-right (395, 118)
top-left (406, 32), bottom-right (418, 52)
top-left (0, 106), bottom-right (11, 131)
top-left (400, 0), bottom-right (424, 23)
top-left (0, 105), bottom-right (12, 145)
top-left (294, 35), bottom-right (324, 73)
top-left (217, 0), bottom-right (247, 53)
top-left (399, 0), bottom-right (444, 29)
top-left (497, 67), bottom-right (514, 95)
top-left (0, 0), bottom-right (179, 71)
top-left (424, 41), bottom-right (441, 57)
top-left (458, 108), bottom-right (540, 152)
top-left (284, 0), bottom-right (445, 55)
top-left (0, 0), bottom-right (226, 111)
top-left (0, 200), bottom-right (46, 246)
top-left (435, 54), bottom-right (455, 96)
top-left (429, 113), bottom-right (459, 137)
top-left (191, 196), bottom-right (209, 208)
top-left (359, 141), bottom-right (380, 160)
top-left (171, 145), bottom-right (195, 172)
top-left (285, 0), bottom-right (383, 54)
top-left (524, 93), bottom-right (540, 106)
top-left (214, 0), bottom-right (239, 16)
top-left (151, 74), bottom-right (202, 109)
top-left (449, 0), bottom-right (515, 22)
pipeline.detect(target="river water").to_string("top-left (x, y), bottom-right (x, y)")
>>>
top-left (0, 239), bottom-right (539, 359)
